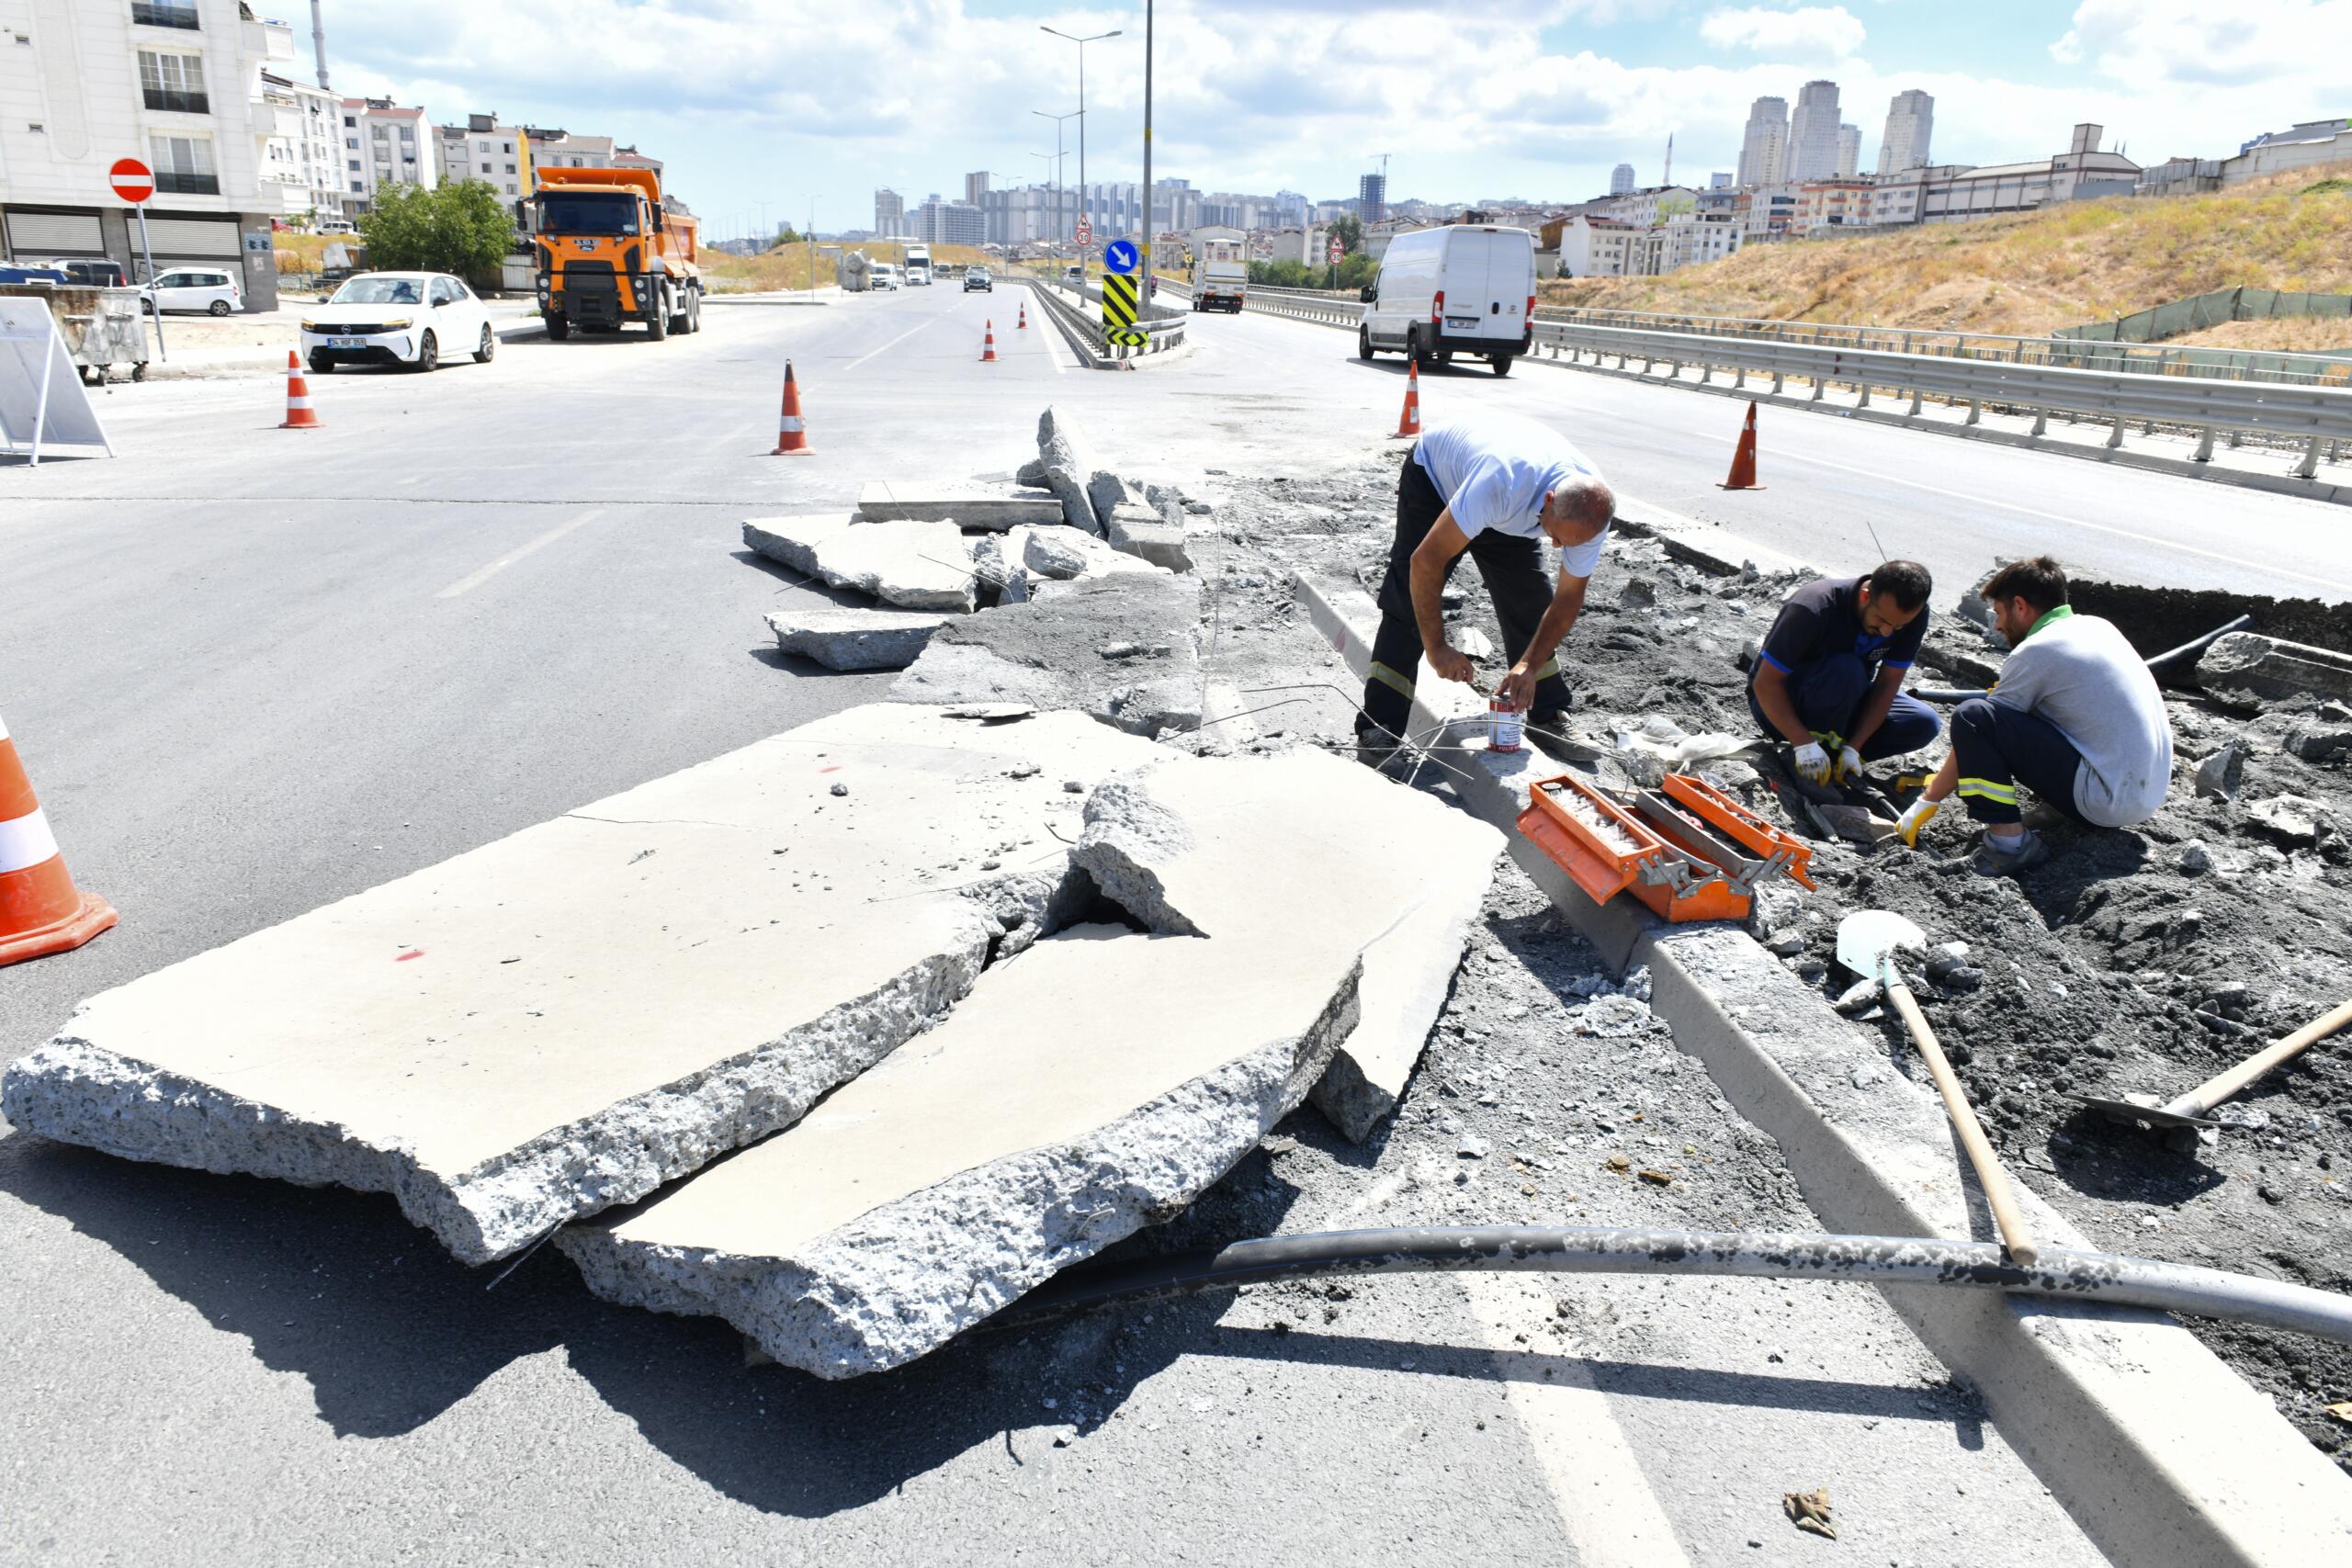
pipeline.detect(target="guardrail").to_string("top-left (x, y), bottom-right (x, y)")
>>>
top-left (1014, 270), bottom-right (1188, 366)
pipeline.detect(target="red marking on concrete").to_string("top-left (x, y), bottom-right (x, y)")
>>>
top-left (394, 949), bottom-right (424, 962)
top-left (819, 765), bottom-right (842, 773)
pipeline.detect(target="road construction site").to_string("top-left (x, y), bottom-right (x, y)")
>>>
top-left (4, 281), bottom-right (2350, 1564)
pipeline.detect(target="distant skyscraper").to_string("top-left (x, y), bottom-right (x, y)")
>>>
top-left (1877, 89), bottom-right (1934, 175)
top-left (1737, 96), bottom-right (1788, 186)
top-left (1787, 80), bottom-right (1842, 182)
top-left (1709, 171), bottom-right (1734, 189)
top-left (1837, 124), bottom-right (1861, 178)
top-left (873, 187), bottom-right (905, 239)
top-left (1357, 171), bottom-right (1386, 221)
top-left (964, 171), bottom-right (989, 207)
top-left (1611, 162), bottom-right (1635, 195)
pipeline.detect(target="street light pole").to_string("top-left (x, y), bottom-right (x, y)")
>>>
top-left (1032, 108), bottom-right (1080, 245)
top-left (1041, 27), bottom-right (1121, 250)
top-left (1141, 0), bottom-right (1153, 273)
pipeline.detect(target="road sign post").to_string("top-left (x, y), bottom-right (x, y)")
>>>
top-left (109, 158), bottom-right (165, 363)
top-left (1100, 240), bottom-right (1145, 350)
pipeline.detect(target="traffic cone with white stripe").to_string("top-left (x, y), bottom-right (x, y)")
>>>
top-left (1391, 358), bottom-right (1423, 440)
top-left (980, 320), bottom-right (998, 363)
top-left (278, 350), bottom-right (321, 430)
top-left (1717, 401), bottom-right (1764, 490)
top-left (1017, 300), bottom-right (1028, 331)
top-left (0, 712), bottom-right (116, 968)
top-left (771, 360), bottom-right (813, 456)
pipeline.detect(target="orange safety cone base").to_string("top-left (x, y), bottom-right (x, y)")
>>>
top-left (772, 446), bottom-right (816, 457)
top-left (0, 889), bottom-right (116, 968)
top-left (1715, 481), bottom-right (1765, 490)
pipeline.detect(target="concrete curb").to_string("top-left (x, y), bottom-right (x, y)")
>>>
top-left (1291, 551), bottom-right (2352, 1565)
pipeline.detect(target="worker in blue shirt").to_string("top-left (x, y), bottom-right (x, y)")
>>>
top-left (1748, 563), bottom-right (1941, 786)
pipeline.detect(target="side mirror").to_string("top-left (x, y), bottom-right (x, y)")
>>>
top-left (1359, 286), bottom-right (1375, 303)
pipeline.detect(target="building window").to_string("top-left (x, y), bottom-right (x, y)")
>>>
top-left (131, 2), bottom-right (201, 29)
top-left (347, 159), bottom-right (359, 170)
top-left (138, 50), bottom-right (209, 114)
top-left (480, 163), bottom-right (491, 174)
top-left (504, 163), bottom-right (515, 174)
top-left (399, 126), bottom-right (413, 141)
top-left (502, 141), bottom-right (513, 153)
top-left (150, 133), bottom-right (220, 194)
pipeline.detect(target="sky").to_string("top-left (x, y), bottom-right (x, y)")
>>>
top-left (317, 0), bottom-right (2352, 242)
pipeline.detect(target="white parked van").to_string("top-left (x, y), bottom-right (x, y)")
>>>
top-left (1356, 225), bottom-right (1536, 375)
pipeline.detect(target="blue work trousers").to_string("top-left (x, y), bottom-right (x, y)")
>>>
top-left (1748, 652), bottom-right (1940, 761)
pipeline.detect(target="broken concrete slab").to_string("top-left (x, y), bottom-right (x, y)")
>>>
top-left (1013, 524), bottom-right (1165, 585)
top-left (1086, 469), bottom-right (1140, 530)
top-left (889, 573), bottom-right (1205, 739)
top-left (764, 607), bottom-right (948, 671)
top-left (558, 924), bottom-right (1362, 1378)
top-left (1106, 502), bottom-right (1194, 574)
top-left (2196, 630), bottom-right (2352, 711)
top-left (857, 481), bottom-right (1064, 530)
top-left (1035, 405), bottom-right (1108, 534)
top-left (742, 515), bottom-right (978, 614)
top-left (1073, 749), bottom-right (1503, 1141)
top-left (1, 705), bottom-right (1164, 1265)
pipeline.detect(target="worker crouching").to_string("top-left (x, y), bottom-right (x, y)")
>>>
top-left (1748, 560), bottom-right (1941, 787)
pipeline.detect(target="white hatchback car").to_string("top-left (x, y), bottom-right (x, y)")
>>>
top-left (299, 271), bottom-right (495, 373)
top-left (141, 266), bottom-right (242, 316)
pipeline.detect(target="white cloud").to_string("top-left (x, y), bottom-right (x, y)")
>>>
top-left (2052, 0), bottom-right (2352, 90)
top-left (1698, 6), bottom-right (1867, 58)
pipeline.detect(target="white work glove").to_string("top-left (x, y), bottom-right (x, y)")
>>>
top-left (1834, 746), bottom-right (1866, 784)
top-left (1895, 796), bottom-right (1939, 847)
top-left (1792, 741), bottom-right (1831, 785)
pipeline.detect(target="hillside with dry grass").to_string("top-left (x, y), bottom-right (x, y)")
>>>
top-left (703, 241), bottom-right (991, 294)
top-left (1543, 174), bottom-right (2352, 341)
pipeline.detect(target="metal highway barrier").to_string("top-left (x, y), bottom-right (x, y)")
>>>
top-left (1016, 268), bottom-right (1187, 364)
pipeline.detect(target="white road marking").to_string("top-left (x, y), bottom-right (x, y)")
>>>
top-left (435, 508), bottom-right (605, 598)
top-left (843, 298), bottom-right (971, 372)
top-left (1461, 1274), bottom-right (1694, 1567)
top-left (1772, 450), bottom-right (2352, 597)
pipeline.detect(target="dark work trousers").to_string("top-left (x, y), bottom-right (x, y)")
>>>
top-left (1950, 697), bottom-right (2087, 826)
top-left (1359, 454), bottom-right (1571, 743)
top-left (1746, 651), bottom-right (1941, 760)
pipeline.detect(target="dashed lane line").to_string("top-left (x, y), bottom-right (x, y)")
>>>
top-left (435, 508), bottom-right (606, 598)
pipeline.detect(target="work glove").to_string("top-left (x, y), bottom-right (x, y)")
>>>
top-left (1792, 741), bottom-right (1832, 785)
top-left (1834, 746), bottom-right (1866, 784)
top-left (1895, 796), bottom-right (1940, 847)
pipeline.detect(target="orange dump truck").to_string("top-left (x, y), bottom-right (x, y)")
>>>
top-left (531, 166), bottom-right (704, 339)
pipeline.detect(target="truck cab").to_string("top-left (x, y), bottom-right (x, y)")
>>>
top-left (533, 166), bottom-right (703, 341)
top-left (1190, 238), bottom-right (1248, 313)
top-left (903, 244), bottom-right (933, 286)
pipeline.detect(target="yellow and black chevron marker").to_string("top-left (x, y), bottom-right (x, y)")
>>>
top-left (1100, 272), bottom-right (1139, 335)
top-left (1105, 327), bottom-right (1148, 347)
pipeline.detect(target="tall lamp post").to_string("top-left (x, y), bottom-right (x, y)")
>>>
top-left (1139, 0), bottom-right (1154, 275)
top-left (1041, 26), bottom-right (1120, 251)
top-left (1032, 108), bottom-right (1080, 246)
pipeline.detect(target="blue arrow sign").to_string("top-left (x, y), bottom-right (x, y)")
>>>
top-left (1103, 239), bottom-right (1138, 276)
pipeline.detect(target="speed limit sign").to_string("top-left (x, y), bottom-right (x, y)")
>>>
top-left (1075, 218), bottom-right (1092, 245)
top-left (1329, 239), bottom-right (1343, 264)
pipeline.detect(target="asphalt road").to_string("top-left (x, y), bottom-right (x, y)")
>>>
top-left (0, 279), bottom-right (2240, 1563)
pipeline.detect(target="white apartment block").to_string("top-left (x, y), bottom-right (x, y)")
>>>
top-left (1878, 90), bottom-right (1934, 175)
top-left (1786, 80), bottom-right (1842, 183)
top-left (437, 113), bottom-right (526, 201)
top-left (874, 187), bottom-right (905, 239)
top-left (1737, 97), bottom-right (1787, 186)
top-left (1836, 124), bottom-right (1861, 179)
top-left (339, 96), bottom-right (433, 210)
top-left (1553, 215), bottom-right (1632, 277)
top-left (0, 0), bottom-right (297, 308)
top-left (259, 71), bottom-right (343, 225)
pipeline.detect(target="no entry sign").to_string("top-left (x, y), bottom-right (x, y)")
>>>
top-left (109, 158), bottom-right (155, 204)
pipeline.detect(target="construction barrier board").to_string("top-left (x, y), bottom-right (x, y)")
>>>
top-left (0, 298), bottom-right (114, 467)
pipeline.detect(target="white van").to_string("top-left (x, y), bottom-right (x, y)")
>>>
top-left (871, 263), bottom-right (900, 290)
top-left (1356, 225), bottom-right (1536, 375)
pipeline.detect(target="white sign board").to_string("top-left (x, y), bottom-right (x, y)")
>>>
top-left (0, 299), bottom-right (115, 466)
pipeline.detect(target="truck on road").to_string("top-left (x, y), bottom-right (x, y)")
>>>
top-left (533, 166), bottom-right (704, 340)
top-left (903, 243), bottom-right (933, 286)
top-left (1189, 237), bottom-right (1247, 313)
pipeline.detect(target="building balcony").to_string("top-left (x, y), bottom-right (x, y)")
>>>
top-left (130, 2), bottom-right (201, 28)
top-left (143, 87), bottom-right (211, 115)
top-left (156, 171), bottom-right (222, 195)
top-left (244, 17), bottom-right (297, 60)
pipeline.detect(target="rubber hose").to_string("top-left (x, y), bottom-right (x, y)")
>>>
top-left (1012, 1224), bottom-right (2352, 1347)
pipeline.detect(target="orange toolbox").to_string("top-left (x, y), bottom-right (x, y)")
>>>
top-left (1517, 772), bottom-right (1815, 924)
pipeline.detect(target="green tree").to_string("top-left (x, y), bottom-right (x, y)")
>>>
top-left (356, 180), bottom-right (515, 280)
top-left (775, 225), bottom-right (801, 246)
top-left (1330, 212), bottom-right (1364, 254)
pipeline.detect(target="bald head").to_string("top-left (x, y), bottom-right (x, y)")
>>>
top-left (1541, 476), bottom-right (1614, 548)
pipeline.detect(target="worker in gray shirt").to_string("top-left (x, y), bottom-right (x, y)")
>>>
top-left (1895, 557), bottom-right (2174, 874)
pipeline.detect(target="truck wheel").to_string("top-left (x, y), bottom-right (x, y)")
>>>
top-left (1490, 354), bottom-right (1513, 377)
top-left (648, 288), bottom-right (670, 340)
top-left (684, 289), bottom-right (702, 333)
top-left (1406, 327), bottom-right (1424, 366)
top-left (1357, 325), bottom-right (1374, 360)
top-left (546, 312), bottom-right (571, 341)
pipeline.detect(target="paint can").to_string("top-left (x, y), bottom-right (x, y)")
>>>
top-left (1487, 697), bottom-right (1524, 753)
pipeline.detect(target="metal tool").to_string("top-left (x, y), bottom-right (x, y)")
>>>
top-left (2079, 996), bottom-right (2352, 1133)
top-left (1518, 772), bottom-right (1814, 924)
top-left (1837, 909), bottom-right (2038, 1267)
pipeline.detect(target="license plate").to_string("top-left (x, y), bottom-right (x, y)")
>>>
top-left (331, 336), bottom-right (365, 349)
top-left (1444, 316), bottom-right (1479, 329)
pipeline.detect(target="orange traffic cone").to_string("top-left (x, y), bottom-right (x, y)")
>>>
top-left (1391, 358), bottom-right (1423, 440)
top-left (771, 361), bottom-right (814, 456)
top-left (980, 320), bottom-right (998, 362)
top-left (1718, 401), bottom-right (1764, 490)
top-left (0, 711), bottom-right (117, 968)
top-left (1017, 300), bottom-right (1028, 331)
top-left (278, 350), bottom-right (321, 430)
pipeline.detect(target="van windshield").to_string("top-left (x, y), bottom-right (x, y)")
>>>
top-left (536, 192), bottom-right (639, 236)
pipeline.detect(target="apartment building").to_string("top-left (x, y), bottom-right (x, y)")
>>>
top-left (1795, 178), bottom-right (1873, 231)
top-left (874, 187), bottom-right (905, 239)
top-left (1547, 214), bottom-right (1633, 277)
top-left (0, 0), bottom-right (294, 308)
top-left (339, 96), bottom-right (433, 211)
top-left (911, 195), bottom-right (983, 246)
top-left (436, 113), bottom-right (528, 201)
top-left (258, 70), bottom-right (343, 225)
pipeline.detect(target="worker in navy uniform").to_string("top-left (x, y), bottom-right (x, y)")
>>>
top-left (1357, 412), bottom-right (1615, 765)
top-left (1748, 561), bottom-right (1940, 788)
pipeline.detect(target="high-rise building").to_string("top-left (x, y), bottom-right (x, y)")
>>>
top-left (1357, 172), bottom-right (1386, 221)
top-left (913, 196), bottom-right (984, 246)
top-left (873, 188), bottom-right (905, 239)
top-left (1610, 163), bottom-right (1635, 195)
top-left (1836, 124), bottom-right (1861, 179)
top-left (1876, 89), bottom-right (1934, 175)
top-left (1737, 97), bottom-right (1788, 186)
top-left (1786, 80), bottom-right (1842, 183)
top-left (1709, 171), bottom-right (1734, 190)
top-left (964, 171), bottom-right (989, 207)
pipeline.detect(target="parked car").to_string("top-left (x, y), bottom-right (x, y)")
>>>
top-left (871, 264), bottom-right (900, 290)
top-left (964, 266), bottom-right (992, 292)
top-left (140, 266), bottom-right (243, 316)
top-left (1355, 224), bottom-right (1537, 376)
top-left (297, 271), bottom-right (495, 373)
top-left (41, 259), bottom-right (130, 288)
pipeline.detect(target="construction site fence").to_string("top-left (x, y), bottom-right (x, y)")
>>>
top-left (2054, 287), bottom-right (2352, 350)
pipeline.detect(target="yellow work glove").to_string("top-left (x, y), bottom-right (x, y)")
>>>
top-left (1792, 741), bottom-right (1832, 785)
top-left (1895, 796), bottom-right (1939, 847)
top-left (1835, 746), bottom-right (1866, 784)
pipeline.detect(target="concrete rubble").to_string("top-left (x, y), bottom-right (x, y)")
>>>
top-left (1033, 405), bottom-right (1108, 534)
top-left (890, 573), bottom-right (1206, 739)
top-left (2196, 629), bottom-right (2352, 709)
top-left (856, 481), bottom-right (1064, 530)
top-left (764, 607), bottom-right (948, 671)
top-left (742, 515), bottom-right (978, 614)
top-left (1, 705), bottom-right (1161, 1264)
top-left (1106, 502), bottom-right (1194, 573)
